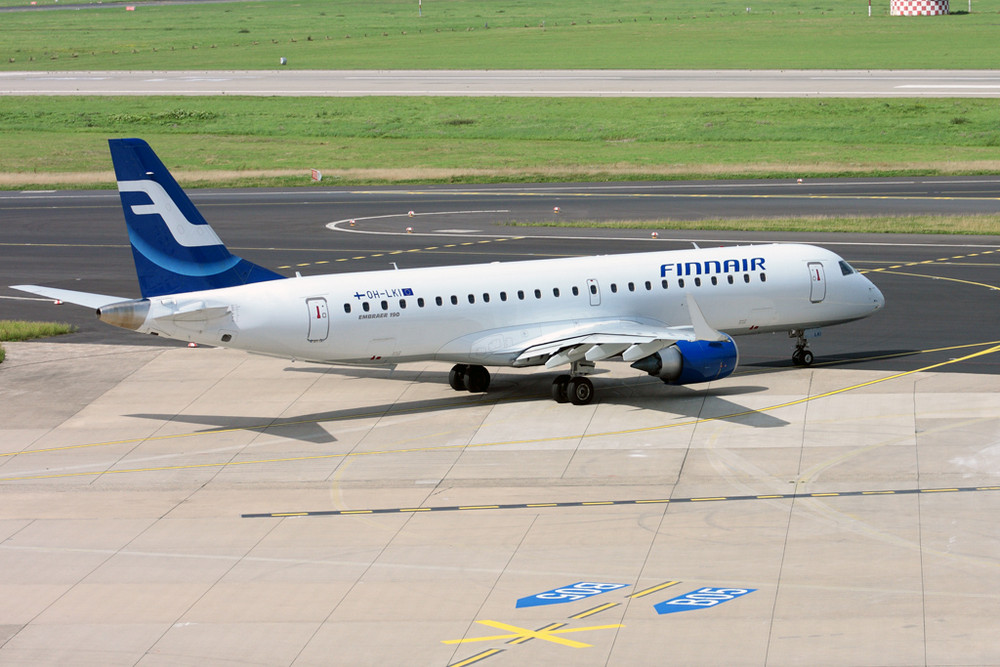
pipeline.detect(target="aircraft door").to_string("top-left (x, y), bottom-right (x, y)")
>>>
top-left (306, 297), bottom-right (329, 342)
top-left (586, 279), bottom-right (601, 306)
top-left (808, 262), bottom-right (826, 303)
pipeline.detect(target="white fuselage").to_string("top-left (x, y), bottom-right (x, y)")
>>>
top-left (133, 243), bottom-right (883, 366)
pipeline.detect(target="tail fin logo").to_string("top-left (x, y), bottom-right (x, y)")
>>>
top-left (118, 179), bottom-right (223, 248)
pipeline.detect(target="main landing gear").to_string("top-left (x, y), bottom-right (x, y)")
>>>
top-left (449, 363), bottom-right (490, 393)
top-left (789, 329), bottom-right (815, 367)
top-left (551, 375), bottom-right (594, 405)
top-left (550, 361), bottom-right (596, 405)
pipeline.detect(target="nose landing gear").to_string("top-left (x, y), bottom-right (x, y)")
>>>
top-left (789, 329), bottom-right (816, 367)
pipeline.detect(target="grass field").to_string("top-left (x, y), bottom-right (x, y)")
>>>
top-left (2, 0), bottom-right (1000, 190)
top-left (2, 96), bottom-right (999, 187)
top-left (2, 0), bottom-right (1000, 70)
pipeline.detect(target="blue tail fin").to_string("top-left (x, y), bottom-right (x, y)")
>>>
top-left (109, 138), bottom-right (285, 298)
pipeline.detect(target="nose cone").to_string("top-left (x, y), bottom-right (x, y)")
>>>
top-left (867, 279), bottom-right (885, 311)
top-left (872, 285), bottom-right (885, 309)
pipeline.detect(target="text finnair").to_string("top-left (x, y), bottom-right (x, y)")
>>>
top-left (661, 257), bottom-right (766, 278)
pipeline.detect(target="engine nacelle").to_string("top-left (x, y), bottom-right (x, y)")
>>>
top-left (630, 336), bottom-right (738, 385)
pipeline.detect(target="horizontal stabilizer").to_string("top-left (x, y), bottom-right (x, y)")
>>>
top-left (10, 285), bottom-right (127, 310)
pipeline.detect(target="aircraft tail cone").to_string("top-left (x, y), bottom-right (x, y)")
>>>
top-left (97, 299), bottom-right (150, 331)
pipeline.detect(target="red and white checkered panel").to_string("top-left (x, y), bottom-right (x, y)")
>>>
top-left (891, 0), bottom-right (949, 15)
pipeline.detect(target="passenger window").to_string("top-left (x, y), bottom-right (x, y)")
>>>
top-left (711, 276), bottom-right (718, 286)
top-left (678, 279), bottom-right (685, 288)
top-left (399, 299), bottom-right (406, 309)
top-left (590, 284), bottom-right (598, 294)
top-left (553, 287), bottom-right (560, 297)
top-left (694, 277), bottom-right (701, 287)
top-left (435, 296), bottom-right (443, 306)
top-left (468, 294), bottom-right (475, 304)
top-left (451, 295), bottom-right (458, 305)
top-left (727, 275), bottom-right (734, 285)
top-left (363, 302), bottom-right (370, 312)
top-left (518, 290), bottom-right (525, 300)
top-left (500, 291), bottom-right (508, 301)
top-left (572, 286), bottom-right (579, 296)
top-left (610, 284), bottom-right (618, 293)
top-left (760, 273), bottom-right (766, 282)
top-left (744, 274), bottom-right (750, 283)
top-left (645, 281), bottom-right (652, 290)
top-left (344, 303), bottom-right (351, 313)
top-left (381, 300), bottom-right (388, 310)
top-left (418, 297), bottom-right (425, 307)
top-left (483, 293), bottom-right (490, 303)
top-left (661, 279), bottom-right (668, 289)
top-left (628, 282), bottom-right (635, 292)
top-left (534, 289), bottom-right (542, 299)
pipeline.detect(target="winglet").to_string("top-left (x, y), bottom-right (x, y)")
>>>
top-left (686, 294), bottom-right (727, 342)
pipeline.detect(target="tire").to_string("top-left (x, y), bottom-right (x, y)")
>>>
top-left (448, 364), bottom-right (468, 391)
top-left (792, 349), bottom-right (804, 366)
top-left (463, 365), bottom-right (491, 393)
top-left (800, 350), bottom-right (814, 367)
top-left (551, 375), bottom-right (570, 403)
top-left (568, 377), bottom-right (594, 405)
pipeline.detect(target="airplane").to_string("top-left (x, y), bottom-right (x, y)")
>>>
top-left (13, 138), bottom-right (885, 405)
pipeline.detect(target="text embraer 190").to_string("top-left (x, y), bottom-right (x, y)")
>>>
top-left (13, 139), bottom-right (885, 405)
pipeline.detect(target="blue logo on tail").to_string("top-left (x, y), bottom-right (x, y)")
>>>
top-left (109, 138), bottom-right (284, 298)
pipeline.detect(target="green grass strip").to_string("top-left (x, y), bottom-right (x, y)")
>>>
top-left (2, 96), bottom-right (999, 188)
top-left (2, 0), bottom-right (1000, 70)
top-left (0, 321), bottom-right (76, 342)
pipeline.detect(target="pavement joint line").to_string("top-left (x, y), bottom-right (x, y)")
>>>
top-left (4, 340), bottom-right (1000, 483)
top-left (240, 486), bottom-right (1000, 519)
top-left (447, 648), bottom-right (505, 667)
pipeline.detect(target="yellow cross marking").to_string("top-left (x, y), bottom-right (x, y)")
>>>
top-left (442, 619), bottom-right (623, 649)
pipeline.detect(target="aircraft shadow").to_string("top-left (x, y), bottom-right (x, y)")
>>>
top-left (130, 346), bottom-right (935, 442)
top-left (284, 365), bottom-right (790, 428)
top-left (126, 412), bottom-right (339, 444)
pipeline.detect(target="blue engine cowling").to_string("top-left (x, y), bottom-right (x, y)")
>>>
top-left (630, 336), bottom-right (738, 385)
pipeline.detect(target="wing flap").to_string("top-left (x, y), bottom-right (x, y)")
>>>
top-left (512, 321), bottom-right (697, 368)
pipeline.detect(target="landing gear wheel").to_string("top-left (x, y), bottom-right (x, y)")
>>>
top-left (448, 364), bottom-right (468, 391)
top-left (568, 377), bottom-right (594, 405)
top-left (463, 364), bottom-right (491, 393)
top-left (551, 375), bottom-right (570, 403)
top-left (792, 349), bottom-right (814, 367)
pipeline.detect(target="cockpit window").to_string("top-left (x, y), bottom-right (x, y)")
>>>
top-left (839, 260), bottom-right (855, 276)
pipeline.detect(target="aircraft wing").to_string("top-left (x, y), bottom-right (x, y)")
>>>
top-left (512, 319), bottom-right (697, 368)
top-left (468, 295), bottom-right (728, 369)
top-left (10, 285), bottom-right (128, 310)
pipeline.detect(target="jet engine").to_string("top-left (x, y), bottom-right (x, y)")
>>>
top-left (630, 337), bottom-right (738, 385)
